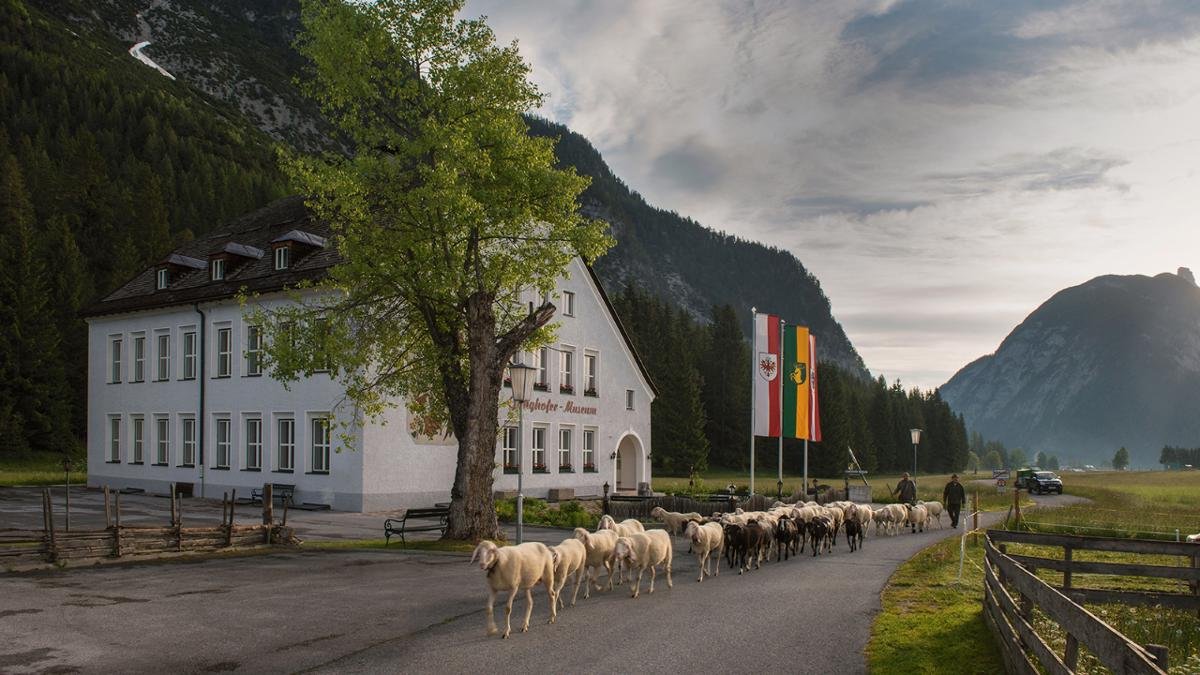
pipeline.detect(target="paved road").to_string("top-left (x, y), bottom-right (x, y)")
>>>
top-left (0, 495), bottom-right (1080, 674)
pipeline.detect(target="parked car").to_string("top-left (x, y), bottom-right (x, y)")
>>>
top-left (1016, 468), bottom-right (1064, 494)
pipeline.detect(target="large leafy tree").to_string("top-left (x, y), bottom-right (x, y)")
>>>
top-left (255, 0), bottom-right (610, 540)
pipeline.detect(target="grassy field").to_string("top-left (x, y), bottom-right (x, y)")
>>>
top-left (866, 535), bottom-right (1004, 674)
top-left (0, 452), bottom-right (87, 487)
top-left (870, 470), bottom-right (1200, 675)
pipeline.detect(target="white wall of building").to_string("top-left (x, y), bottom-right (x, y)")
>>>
top-left (87, 258), bottom-right (653, 512)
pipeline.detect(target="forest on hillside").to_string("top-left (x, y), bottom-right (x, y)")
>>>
top-left (0, 3), bottom-right (287, 455)
top-left (611, 285), bottom-right (971, 477)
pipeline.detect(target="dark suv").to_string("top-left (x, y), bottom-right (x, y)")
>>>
top-left (1029, 471), bottom-right (1063, 495)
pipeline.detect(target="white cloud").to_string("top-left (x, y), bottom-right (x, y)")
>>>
top-left (466, 0), bottom-right (1200, 389)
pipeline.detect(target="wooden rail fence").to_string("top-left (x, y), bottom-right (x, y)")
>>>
top-left (982, 529), bottom-right (1200, 673)
top-left (1, 483), bottom-right (296, 570)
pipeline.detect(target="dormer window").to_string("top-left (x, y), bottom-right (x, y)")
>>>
top-left (270, 230), bottom-right (325, 271)
top-left (274, 246), bottom-right (290, 270)
top-left (156, 268), bottom-right (169, 290)
top-left (211, 259), bottom-right (226, 281)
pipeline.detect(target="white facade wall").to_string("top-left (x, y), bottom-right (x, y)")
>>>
top-left (87, 258), bottom-right (653, 512)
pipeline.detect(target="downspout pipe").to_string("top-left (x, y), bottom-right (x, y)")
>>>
top-left (194, 303), bottom-right (207, 499)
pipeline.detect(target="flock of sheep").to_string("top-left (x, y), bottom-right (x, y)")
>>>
top-left (469, 499), bottom-right (949, 638)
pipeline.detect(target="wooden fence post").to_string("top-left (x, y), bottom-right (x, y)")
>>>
top-left (1063, 546), bottom-right (1073, 591)
top-left (43, 488), bottom-right (57, 562)
top-left (262, 483), bottom-right (274, 544)
top-left (114, 492), bottom-right (122, 558)
top-left (1013, 487), bottom-right (1021, 528)
top-left (103, 486), bottom-right (112, 528)
top-left (1144, 644), bottom-right (1168, 671)
top-left (226, 490), bottom-right (236, 547)
top-left (1065, 634), bottom-right (1079, 670)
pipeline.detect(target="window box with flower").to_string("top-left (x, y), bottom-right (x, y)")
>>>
top-left (558, 463), bottom-right (573, 473)
top-left (583, 462), bottom-right (597, 473)
top-left (532, 463), bottom-right (549, 474)
top-left (533, 382), bottom-right (549, 392)
top-left (503, 464), bottom-right (519, 474)
top-left (559, 383), bottom-right (574, 395)
top-left (584, 387), bottom-right (598, 397)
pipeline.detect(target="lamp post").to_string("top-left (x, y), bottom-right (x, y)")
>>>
top-left (508, 362), bottom-right (536, 544)
top-left (910, 428), bottom-right (922, 480)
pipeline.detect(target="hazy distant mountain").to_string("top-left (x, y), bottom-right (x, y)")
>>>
top-left (941, 269), bottom-right (1200, 466)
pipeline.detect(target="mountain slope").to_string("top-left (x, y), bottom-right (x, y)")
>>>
top-left (941, 270), bottom-right (1200, 466)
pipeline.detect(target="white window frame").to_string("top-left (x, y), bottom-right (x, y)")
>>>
top-left (558, 425), bottom-right (573, 471)
top-left (560, 347), bottom-right (574, 393)
top-left (583, 427), bottom-right (596, 470)
top-left (502, 426), bottom-right (518, 469)
top-left (531, 425), bottom-right (547, 470)
top-left (131, 416), bottom-right (144, 464)
top-left (211, 258), bottom-right (226, 281)
top-left (626, 389), bottom-right (635, 411)
top-left (310, 416), bottom-right (330, 473)
top-left (156, 332), bottom-right (170, 381)
top-left (182, 330), bottom-right (197, 380)
top-left (562, 290), bottom-right (575, 317)
top-left (156, 268), bottom-right (168, 290)
top-left (274, 246), bottom-right (289, 270)
top-left (245, 417), bottom-right (263, 470)
top-left (132, 335), bottom-right (145, 383)
top-left (180, 416), bottom-right (196, 467)
top-left (108, 415), bottom-right (121, 462)
top-left (110, 336), bottom-right (122, 383)
top-left (155, 416), bottom-right (170, 465)
top-left (536, 347), bottom-right (549, 388)
top-left (245, 325), bottom-right (263, 376)
top-left (214, 417), bottom-right (231, 469)
top-left (584, 351), bottom-right (598, 396)
top-left (277, 417), bottom-right (295, 472)
top-left (216, 327), bottom-right (232, 377)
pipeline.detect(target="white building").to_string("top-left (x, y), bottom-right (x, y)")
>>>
top-left (84, 197), bottom-right (656, 511)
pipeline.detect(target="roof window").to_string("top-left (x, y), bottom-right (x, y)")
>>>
top-left (156, 268), bottom-right (169, 290)
top-left (211, 259), bottom-right (226, 281)
top-left (274, 246), bottom-right (290, 271)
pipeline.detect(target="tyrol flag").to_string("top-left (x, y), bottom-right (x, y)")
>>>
top-left (752, 313), bottom-right (781, 437)
top-left (752, 313), bottom-right (822, 441)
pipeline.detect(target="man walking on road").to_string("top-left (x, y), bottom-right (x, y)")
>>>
top-left (891, 472), bottom-right (918, 532)
top-left (943, 474), bottom-right (966, 529)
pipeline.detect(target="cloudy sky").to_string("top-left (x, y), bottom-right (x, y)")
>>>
top-left (466, 0), bottom-right (1200, 389)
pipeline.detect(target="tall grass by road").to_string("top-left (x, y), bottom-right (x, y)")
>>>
top-left (0, 452), bottom-right (87, 487)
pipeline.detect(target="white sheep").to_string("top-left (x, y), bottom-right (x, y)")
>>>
top-left (1186, 533), bottom-right (1200, 543)
top-left (650, 506), bottom-right (704, 535)
top-left (549, 537), bottom-right (588, 609)
top-left (612, 530), bottom-right (674, 598)
top-left (852, 504), bottom-right (874, 534)
top-left (572, 527), bottom-right (618, 596)
top-left (597, 514), bottom-right (646, 537)
top-left (918, 500), bottom-right (945, 528)
top-left (470, 541), bottom-right (556, 638)
top-left (685, 520), bottom-right (725, 582)
top-left (906, 504), bottom-right (929, 533)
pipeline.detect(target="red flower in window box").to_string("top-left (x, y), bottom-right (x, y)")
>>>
top-left (559, 383), bottom-right (574, 394)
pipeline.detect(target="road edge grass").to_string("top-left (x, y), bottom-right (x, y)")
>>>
top-left (865, 533), bottom-right (1003, 674)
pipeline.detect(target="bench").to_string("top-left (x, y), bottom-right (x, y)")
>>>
top-left (250, 483), bottom-right (295, 507)
top-left (384, 506), bottom-right (449, 547)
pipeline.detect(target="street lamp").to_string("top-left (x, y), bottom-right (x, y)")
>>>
top-left (910, 428), bottom-right (922, 480)
top-left (508, 362), bottom-right (536, 544)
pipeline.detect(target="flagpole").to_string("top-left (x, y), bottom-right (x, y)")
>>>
top-left (749, 307), bottom-right (756, 497)
top-left (778, 318), bottom-right (785, 500)
top-left (803, 333), bottom-right (811, 500)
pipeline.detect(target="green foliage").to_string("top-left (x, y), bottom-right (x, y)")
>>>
top-left (966, 451), bottom-right (980, 473)
top-left (1008, 447), bottom-right (1028, 468)
top-left (494, 497), bottom-right (597, 529)
top-left (1112, 446), bottom-right (1130, 471)
top-left (985, 450), bottom-right (1003, 470)
top-left (1045, 455), bottom-right (1060, 470)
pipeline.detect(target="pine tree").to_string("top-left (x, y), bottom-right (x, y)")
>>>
top-left (700, 304), bottom-right (749, 469)
top-left (43, 215), bottom-right (91, 438)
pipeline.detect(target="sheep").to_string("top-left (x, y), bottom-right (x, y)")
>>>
top-left (470, 541), bottom-right (556, 638)
top-left (918, 500), bottom-right (945, 528)
top-left (905, 503), bottom-right (929, 533)
top-left (807, 516), bottom-right (833, 556)
top-left (742, 518), bottom-right (775, 571)
top-left (723, 523), bottom-right (747, 570)
top-left (775, 516), bottom-right (801, 561)
top-left (612, 530), bottom-right (673, 598)
top-left (844, 518), bottom-right (864, 552)
top-left (597, 514), bottom-right (645, 537)
top-left (821, 505), bottom-right (844, 544)
top-left (1186, 533), bottom-right (1200, 543)
top-left (572, 527), bottom-right (619, 597)
top-left (650, 506), bottom-right (704, 535)
top-left (685, 520), bottom-right (725, 582)
top-left (853, 504), bottom-right (874, 535)
top-left (549, 537), bottom-right (588, 609)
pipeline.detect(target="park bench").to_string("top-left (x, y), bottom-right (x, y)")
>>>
top-left (384, 506), bottom-right (449, 547)
top-left (250, 483), bottom-right (295, 507)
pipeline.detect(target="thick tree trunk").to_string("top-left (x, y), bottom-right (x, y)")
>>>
top-left (443, 293), bottom-right (556, 542)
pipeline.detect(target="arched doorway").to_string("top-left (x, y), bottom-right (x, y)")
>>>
top-left (614, 433), bottom-right (642, 492)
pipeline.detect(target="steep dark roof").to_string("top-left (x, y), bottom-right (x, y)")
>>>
top-left (82, 196), bottom-right (338, 318)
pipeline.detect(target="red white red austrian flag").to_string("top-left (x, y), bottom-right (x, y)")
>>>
top-left (753, 312), bottom-right (781, 437)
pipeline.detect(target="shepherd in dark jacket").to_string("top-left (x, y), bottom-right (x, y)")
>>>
top-left (943, 474), bottom-right (966, 529)
top-left (892, 473), bottom-right (918, 532)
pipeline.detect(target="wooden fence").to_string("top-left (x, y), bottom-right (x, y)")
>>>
top-left (1, 484), bottom-right (296, 570)
top-left (982, 529), bottom-right (1200, 673)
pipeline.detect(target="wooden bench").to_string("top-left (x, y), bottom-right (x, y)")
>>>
top-left (384, 506), bottom-right (449, 547)
top-left (250, 483), bottom-right (295, 507)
